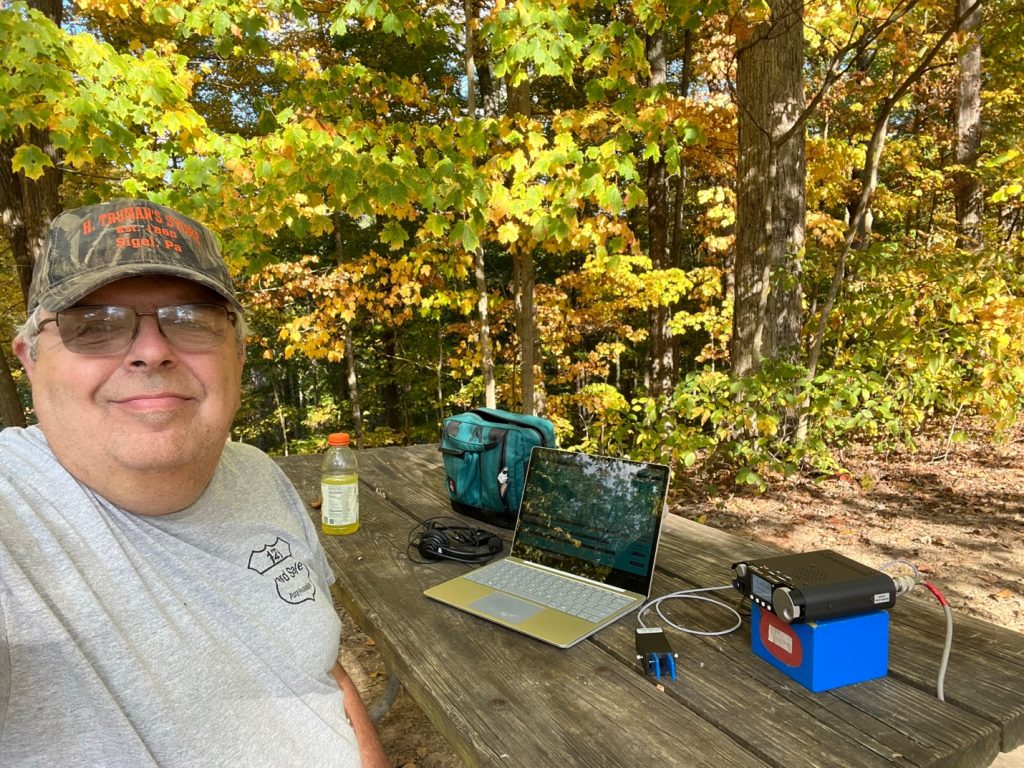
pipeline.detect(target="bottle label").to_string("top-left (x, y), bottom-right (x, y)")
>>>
top-left (321, 479), bottom-right (359, 527)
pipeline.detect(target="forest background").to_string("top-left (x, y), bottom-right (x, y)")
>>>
top-left (2, 0), bottom-right (1023, 491)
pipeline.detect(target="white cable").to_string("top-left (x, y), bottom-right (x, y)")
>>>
top-left (645, 569), bottom-right (953, 702)
top-left (880, 559), bottom-right (953, 701)
top-left (638, 585), bottom-right (743, 637)
top-left (937, 602), bottom-right (953, 701)
top-left (879, 559), bottom-right (922, 581)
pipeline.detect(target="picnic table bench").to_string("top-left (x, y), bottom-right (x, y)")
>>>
top-left (275, 444), bottom-right (1024, 768)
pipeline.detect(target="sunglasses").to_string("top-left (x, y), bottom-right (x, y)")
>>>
top-left (38, 303), bottom-right (238, 356)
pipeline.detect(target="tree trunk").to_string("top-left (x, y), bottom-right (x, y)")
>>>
top-left (474, 244), bottom-right (496, 408)
top-left (732, 0), bottom-right (806, 376)
top-left (478, 63), bottom-right (498, 116)
top-left (953, 0), bottom-right (983, 250)
top-left (0, 344), bottom-right (24, 428)
top-left (464, 0), bottom-right (477, 117)
top-left (270, 375), bottom-right (289, 455)
top-left (512, 247), bottom-right (538, 415)
top-left (0, 0), bottom-right (64, 305)
top-left (669, 27), bottom-right (695, 271)
top-left (0, 133), bottom-right (63, 309)
top-left (332, 211), bottom-right (364, 445)
top-left (381, 328), bottom-right (401, 432)
top-left (506, 78), bottom-right (531, 119)
top-left (0, 0), bottom-right (65, 429)
top-left (646, 29), bottom-right (674, 397)
top-left (345, 324), bottom-right (364, 447)
top-left (463, 1), bottom-right (494, 407)
top-left (848, 49), bottom-right (875, 252)
top-left (506, 74), bottom-right (539, 414)
top-left (435, 319), bottom-right (446, 424)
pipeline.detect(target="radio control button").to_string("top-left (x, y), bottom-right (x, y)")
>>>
top-left (773, 587), bottom-right (801, 622)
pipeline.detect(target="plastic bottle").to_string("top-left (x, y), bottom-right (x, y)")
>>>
top-left (321, 432), bottom-right (359, 535)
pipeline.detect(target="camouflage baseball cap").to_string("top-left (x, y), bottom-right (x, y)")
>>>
top-left (28, 198), bottom-right (242, 312)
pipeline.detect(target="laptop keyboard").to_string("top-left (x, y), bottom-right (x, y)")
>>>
top-left (466, 560), bottom-right (634, 622)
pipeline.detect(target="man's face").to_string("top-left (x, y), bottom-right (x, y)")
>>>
top-left (15, 275), bottom-right (244, 488)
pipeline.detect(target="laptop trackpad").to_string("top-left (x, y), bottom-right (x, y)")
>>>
top-left (471, 593), bottom-right (543, 624)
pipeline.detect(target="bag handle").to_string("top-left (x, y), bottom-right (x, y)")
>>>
top-left (469, 408), bottom-right (549, 446)
top-left (438, 437), bottom-right (500, 455)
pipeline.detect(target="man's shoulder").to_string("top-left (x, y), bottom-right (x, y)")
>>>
top-left (0, 425), bottom-right (52, 468)
top-left (0, 425), bottom-right (43, 445)
top-left (218, 440), bottom-right (288, 487)
top-left (220, 439), bottom-right (278, 468)
top-left (209, 441), bottom-right (310, 528)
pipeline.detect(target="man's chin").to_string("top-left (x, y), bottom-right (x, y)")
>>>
top-left (109, 423), bottom-right (213, 467)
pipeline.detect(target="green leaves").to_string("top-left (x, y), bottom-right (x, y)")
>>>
top-left (2, 2), bottom-right (210, 186)
top-left (10, 145), bottom-right (53, 179)
top-left (451, 220), bottom-right (480, 252)
top-left (379, 220), bottom-right (409, 249)
top-left (485, 0), bottom-right (591, 85)
top-left (6, 0), bottom-right (1021, 474)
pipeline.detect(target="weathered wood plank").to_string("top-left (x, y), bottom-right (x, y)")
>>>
top-left (592, 565), bottom-right (998, 768)
top-left (650, 514), bottom-right (1024, 754)
top-left (285, 456), bottom-right (769, 767)
top-left (275, 447), bottom-right (1020, 767)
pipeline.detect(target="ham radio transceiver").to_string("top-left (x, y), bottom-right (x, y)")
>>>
top-left (732, 549), bottom-right (904, 623)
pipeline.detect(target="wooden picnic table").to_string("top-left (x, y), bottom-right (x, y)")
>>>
top-left (275, 444), bottom-right (1024, 768)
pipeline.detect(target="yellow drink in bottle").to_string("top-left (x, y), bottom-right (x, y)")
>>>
top-left (321, 432), bottom-right (359, 535)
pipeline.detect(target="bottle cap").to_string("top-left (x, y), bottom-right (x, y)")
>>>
top-left (327, 432), bottom-right (351, 447)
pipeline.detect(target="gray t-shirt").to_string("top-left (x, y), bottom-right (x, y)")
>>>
top-left (0, 426), bottom-right (361, 767)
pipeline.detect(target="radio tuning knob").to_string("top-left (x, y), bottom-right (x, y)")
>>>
top-left (773, 587), bottom-right (801, 622)
top-left (733, 563), bottom-right (747, 579)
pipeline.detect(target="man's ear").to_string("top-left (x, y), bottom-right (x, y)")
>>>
top-left (12, 336), bottom-right (35, 376)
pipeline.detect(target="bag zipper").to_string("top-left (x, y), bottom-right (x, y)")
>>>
top-left (493, 426), bottom-right (511, 514)
top-left (469, 409), bottom-right (549, 446)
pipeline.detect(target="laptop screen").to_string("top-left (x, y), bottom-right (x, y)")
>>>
top-left (509, 448), bottom-right (670, 594)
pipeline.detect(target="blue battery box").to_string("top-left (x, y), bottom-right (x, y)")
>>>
top-left (750, 604), bottom-right (889, 692)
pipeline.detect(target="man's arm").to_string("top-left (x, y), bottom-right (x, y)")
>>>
top-left (330, 660), bottom-right (390, 768)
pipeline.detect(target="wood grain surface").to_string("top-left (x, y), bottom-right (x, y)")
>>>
top-left (276, 444), bottom-right (1022, 767)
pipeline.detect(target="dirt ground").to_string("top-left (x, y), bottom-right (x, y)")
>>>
top-left (337, 421), bottom-right (1024, 767)
top-left (334, 603), bottom-right (466, 768)
top-left (689, 421), bottom-right (1024, 636)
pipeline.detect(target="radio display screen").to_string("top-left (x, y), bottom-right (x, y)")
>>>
top-left (751, 574), bottom-right (773, 602)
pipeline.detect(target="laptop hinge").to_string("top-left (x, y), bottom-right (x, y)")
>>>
top-left (519, 559), bottom-right (628, 593)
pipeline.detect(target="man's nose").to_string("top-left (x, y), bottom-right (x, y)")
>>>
top-left (125, 314), bottom-right (177, 365)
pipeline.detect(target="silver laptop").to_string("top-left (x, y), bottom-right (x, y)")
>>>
top-left (424, 447), bottom-right (670, 648)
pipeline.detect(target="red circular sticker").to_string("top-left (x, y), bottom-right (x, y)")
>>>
top-left (759, 609), bottom-right (803, 667)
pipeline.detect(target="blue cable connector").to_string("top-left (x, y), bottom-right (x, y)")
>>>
top-left (635, 627), bottom-right (678, 681)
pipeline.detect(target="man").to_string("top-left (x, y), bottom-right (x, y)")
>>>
top-left (0, 199), bottom-right (389, 767)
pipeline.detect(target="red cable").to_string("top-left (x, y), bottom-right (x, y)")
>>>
top-left (923, 580), bottom-right (949, 606)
